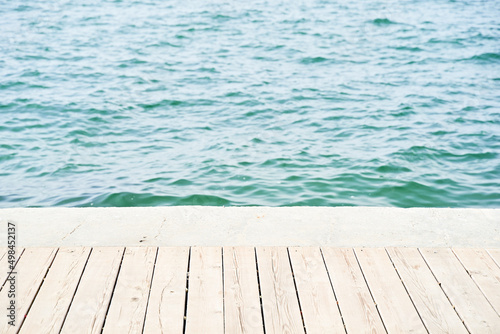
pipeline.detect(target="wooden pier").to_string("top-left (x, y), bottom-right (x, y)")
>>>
top-left (2, 246), bottom-right (500, 333)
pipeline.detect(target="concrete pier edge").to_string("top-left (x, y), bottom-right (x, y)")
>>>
top-left (0, 206), bottom-right (498, 247)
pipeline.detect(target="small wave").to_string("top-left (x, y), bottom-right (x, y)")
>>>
top-left (174, 194), bottom-right (231, 206)
top-left (143, 177), bottom-right (172, 183)
top-left (14, 5), bottom-right (32, 11)
top-left (284, 175), bottom-right (304, 182)
top-left (303, 181), bottom-right (334, 193)
top-left (212, 14), bottom-right (234, 21)
top-left (464, 53), bottom-right (500, 63)
top-left (147, 42), bottom-right (181, 48)
top-left (223, 91), bottom-right (248, 98)
top-left (375, 165), bottom-right (411, 173)
top-left (391, 108), bottom-right (415, 117)
top-left (285, 197), bottom-right (339, 206)
top-left (170, 179), bottom-right (194, 186)
top-left (426, 38), bottom-right (463, 46)
top-left (391, 46), bottom-right (423, 52)
top-left (371, 18), bottom-right (398, 26)
top-left (260, 158), bottom-right (292, 167)
top-left (84, 192), bottom-right (231, 207)
top-left (391, 146), bottom-right (497, 163)
top-left (0, 81), bottom-right (26, 89)
top-left (372, 181), bottom-right (451, 207)
top-left (67, 129), bottom-right (94, 137)
top-left (20, 70), bottom-right (41, 77)
top-left (300, 56), bottom-right (329, 64)
top-left (0, 103), bottom-right (18, 110)
top-left (139, 99), bottom-right (185, 109)
top-left (231, 185), bottom-right (258, 196)
top-left (235, 99), bottom-right (263, 107)
top-left (243, 109), bottom-right (273, 117)
top-left (430, 130), bottom-right (455, 136)
top-left (0, 153), bottom-right (17, 162)
top-left (50, 163), bottom-right (102, 176)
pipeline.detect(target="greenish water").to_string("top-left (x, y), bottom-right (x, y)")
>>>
top-left (1, 0), bottom-right (499, 208)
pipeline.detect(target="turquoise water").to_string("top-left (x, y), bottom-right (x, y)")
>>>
top-left (1, 0), bottom-right (499, 208)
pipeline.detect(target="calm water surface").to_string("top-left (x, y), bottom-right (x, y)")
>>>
top-left (1, 0), bottom-right (499, 207)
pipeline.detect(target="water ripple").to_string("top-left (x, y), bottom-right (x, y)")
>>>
top-left (0, 0), bottom-right (499, 208)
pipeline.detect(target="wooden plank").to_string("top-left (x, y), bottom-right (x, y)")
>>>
top-left (185, 247), bottom-right (224, 334)
top-left (0, 247), bottom-right (24, 290)
top-left (454, 249), bottom-right (500, 316)
top-left (0, 248), bottom-right (8, 287)
top-left (321, 248), bottom-right (385, 334)
top-left (60, 247), bottom-right (124, 334)
top-left (20, 247), bottom-right (91, 334)
top-left (387, 247), bottom-right (468, 333)
top-left (256, 247), bottom-right (303, 334)
top-left (354, 248), bottom-right (427, 333)
top-left (102, 246), bottom-right (157, 334)
top-left (1, 248), bottom-right (56, 333)
top-left (487, 249), bottom-right (500, 268)
top-left (421, 248), bottom-right (500, 333)
top-left (143, 247), bottom-right (190, 334)
top-left (288, 247), bottom-right (344, 333)
top-left (223, 246), bottom-right (264, 334)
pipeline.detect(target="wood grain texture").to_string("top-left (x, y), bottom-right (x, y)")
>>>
top-left (1, 248), bottom-right (56, 334)
top-left (487, 249), bottom-right (500, 268)
top-left (223, 246), bottom-right (264, 334)
top-left (454, 248), bottom-right (500, 316)
top-left (288, 247), bottom-right (344, 334)
top-left (185, 247), bottom-right (224, 334)
top-left (256, 247), bottom-right (304, 334)
top-left (143, 247), bottom-right (190, 334)
top-left (20, 247), bottom-right (91, 334)
top-left (354, 248), bottom-right (427, 333)
top-left (321, 248), bottom-right (385, 334)
top-left (0, 248), bottom-right (8, 289)
top-left (9, 246), bottom-right (500, 333)
top-left (102, 247), bottom-right (157, 334)
top-left (61, 247), bottom-right (124, 334)
top-left (421, 248), bottom-right (500, 333)
top-left (387, 247), bottom-right (467, 333)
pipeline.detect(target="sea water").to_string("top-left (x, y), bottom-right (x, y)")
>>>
top-left (1, 0), bottom-right (499, 207)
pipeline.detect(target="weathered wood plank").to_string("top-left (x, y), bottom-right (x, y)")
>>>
top-left (1, 248), bottom-right (56, 334)
top-left (61, 247), bottom-right (124, 334)
top-left (354, 248), bottom-right (427, 333)
top-left (421, 248), bottom-right (500, 333)
top-left (321, 248), bottom-right (385, 334)
top-left (288, 247), bottom-right (344, 333)
top-left (143, 247), bottom-right (190, 334)
top-left (487, 249), bottom-right (500, 268)
top-left (223, 246), bottom-right (264, 334)
top-left (454, 248), bottom-right (500, 316)
top-left (256, 247), bottom-right (303, 334)
top-left (185, 247), bottom-right (224, 334)
top-left (102, 247), bottom-right (157, 334)
top-left (0, 247), bottom-right (24, 290)
top-left (7, 245), bottom-right (500, 333)
top-left (387, 247), bottom-right (467, 333)
top-left (20, 247), bottom-right (91, 334)
top-left (0, 248), bottom-right (8, 288)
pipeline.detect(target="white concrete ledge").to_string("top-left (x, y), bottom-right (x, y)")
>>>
top-left (0, 206), bottom-right (498, 247)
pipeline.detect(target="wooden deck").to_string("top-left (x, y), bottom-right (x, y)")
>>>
top-left (2, 247), bottom-right (500, 333)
